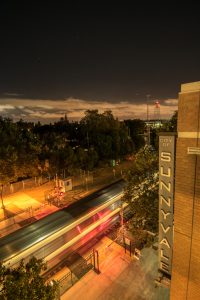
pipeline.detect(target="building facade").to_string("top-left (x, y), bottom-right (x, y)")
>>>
top-left (170, 81), bottom-right (200, 299)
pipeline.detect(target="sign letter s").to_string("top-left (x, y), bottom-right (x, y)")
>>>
top-left (161, 152), bottom-right (171, 162)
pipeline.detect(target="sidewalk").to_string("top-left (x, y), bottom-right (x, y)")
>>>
top-left (0, 181), bottom-right (58, 237)
top-left (0, 160), bottom-right (132, 238)
top-left (60, 237), bottom-right (170, 300)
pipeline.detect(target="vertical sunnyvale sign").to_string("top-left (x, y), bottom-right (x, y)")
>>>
top-left (159, 133), bottom-right (176, 276)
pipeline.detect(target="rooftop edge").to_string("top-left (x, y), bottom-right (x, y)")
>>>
top-left (181, 81), bottom-right (200, 92)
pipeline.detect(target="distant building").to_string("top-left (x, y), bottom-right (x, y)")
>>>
top-left (144, 119), bottom-right (163, 128)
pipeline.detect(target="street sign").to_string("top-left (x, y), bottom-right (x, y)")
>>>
top-left (111, 159), bottom-right (115, 167)
top-left (158, 134), bottom-right (176, 276)
top-left (125, 237), bottom-right (130, 245)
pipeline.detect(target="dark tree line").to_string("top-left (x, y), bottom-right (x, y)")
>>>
top-left (0, 110), bottom-right (146, 187)
top-left (0, 109), bottom-right (177, 189)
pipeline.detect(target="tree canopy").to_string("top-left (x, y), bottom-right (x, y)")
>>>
top-left (123, 145), bottom-right (159, 233)
top-left (0, 111), bottom-right (138, 186)
top-left (0, 257), bottom-right (58, 300)
top-left (162, 110), bottom-right (178, 132)
top-left (124, 119), bottom-right (145, 151)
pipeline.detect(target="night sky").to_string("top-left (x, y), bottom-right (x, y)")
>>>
top-left (0, 2), bottom-right (200, 122)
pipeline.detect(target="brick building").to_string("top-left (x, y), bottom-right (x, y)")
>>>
top-left (170, 81), bottom-right (200, 299)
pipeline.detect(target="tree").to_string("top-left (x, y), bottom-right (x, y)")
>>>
top-left (149, 111), bottom-right (178, 150)
top-left (162, 110), bottom-right (178, 132)
top-left (80, 110), bottom-right (133, 162)
top-left (0, 257), bottom-right (58, 300)
top-left (124, 119), bottom-right (145, 151)
top-left (123, 145), bottom-right (159, 233)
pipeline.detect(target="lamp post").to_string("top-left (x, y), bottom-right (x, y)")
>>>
top-left (1, 184), bottom-right (5, 209)
top-left (120, 203), bottom-right (125, 242)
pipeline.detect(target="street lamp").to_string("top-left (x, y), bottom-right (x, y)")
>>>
top-left (1, 184), bottom-right (5, 209)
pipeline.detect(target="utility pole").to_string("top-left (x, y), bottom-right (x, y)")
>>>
top-left (146, 94), bottom-right (150, 122)
top-left (146, 94), bottom-right (151, 145)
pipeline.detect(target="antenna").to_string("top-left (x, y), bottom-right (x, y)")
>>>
top-left (154, 100), bottom-right (160, 121)
top-left (146, 94), bottom-right (151, 121)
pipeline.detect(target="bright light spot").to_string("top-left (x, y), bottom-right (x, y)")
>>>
top-left (77, 225), bottom-right (81, 233)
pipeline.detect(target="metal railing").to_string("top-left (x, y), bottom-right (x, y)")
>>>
top-left (2, 176), bottom-right (50, 197)
top-left (58, 252), bottom-right (94, 296)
